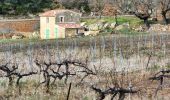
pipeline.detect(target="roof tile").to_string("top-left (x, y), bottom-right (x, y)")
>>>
top-left (39, 9), bottom-right (81, 17)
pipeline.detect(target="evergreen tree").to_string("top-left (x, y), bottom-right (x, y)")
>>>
top-left (0, 0), bottom-right (58, 16)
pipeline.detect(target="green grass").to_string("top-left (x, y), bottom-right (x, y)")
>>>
top-left (81, 16), bottom-right (143, 27)
top-left (0, 37), bottom-right (68, 44)
top-left (166, 65), bottom-right (170, 69)
top-left (116, 27), bottom-right (148, 36)
top-left (0, 38), bottom-right (40, 44)
top-left (81, 16), bottom-right (145, 36)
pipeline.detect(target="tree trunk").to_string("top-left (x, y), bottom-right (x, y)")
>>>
top-left (144, 19), bottom-right (150, 29)
top-left (99, 11), bottom-right (102, 19)
top-left (66, 83), bottom-right (72, 100)
top-left (161, 11), bottom-right (168, 25)
top-left (8, 77), bottom-right (13, 86)
top-left (115, 14), bottom-right (118, 26)
top-left (133, 12), bottom-right (150, 29)
top-left (118, 93), bottom-right (125, 100)
top-left (46, 76), bottom-right (50, 93)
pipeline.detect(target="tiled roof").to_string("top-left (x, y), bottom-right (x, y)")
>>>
top-left (39, 9), bottom-right (81, 17)
top-left (57, 23), bottom-right (82, 28)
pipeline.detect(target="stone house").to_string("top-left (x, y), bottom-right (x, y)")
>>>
top-left (39, 9), bottom-right (84, 39)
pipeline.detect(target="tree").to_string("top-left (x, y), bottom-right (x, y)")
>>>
top-left (159, 0), bottom-right (170, 24)
top-left (89, 0), bottom-right (104, 18)
top-left (130, 0), bottom-right (154, 29)
top-left (115, 0), bottom-right (132, 14)
top-left (78, 0), bottom-right (91, 14)
top-left (0, 0), bottom-right (60, 16)
top-left (102, 4), bottom-right (118, 25)
top-left (61, 0), bottom-right (90, 14)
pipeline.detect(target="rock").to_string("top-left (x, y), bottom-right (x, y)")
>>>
top-left (88, 23), bottom-right (104, 31)
top-left (135, 26), bottom-right (144, 32)
top-left (148, 24), bottom-right (170, 32)
top-left (80, 22), bottom-right (86, 26)
top-left (84, 31), bottom-right (100, 36)
top-left (122, 23), bottom-right (130, 28)
top-left (97, 22), bottom-right (104, 30)
top-left (162, 27), bottom-right (167, 31)
top-left (12, 34), bottom-right (24, 39)
top-left (115, 23), bottom-right (130, 30)
top-left (115, 25), bottom-right (124, 30)
top-left (12, 33), bottom-right (25, 39)
top-left (103, 23), bottom-right (110, 29)
top-left (29, 31), bottom-right (40, 39)
top-left (110, 22), bottom-right (117, 29)
top-left (88, 24), bottom-right (98, 31)
top-left (33, 32), bottom-right (40, 38)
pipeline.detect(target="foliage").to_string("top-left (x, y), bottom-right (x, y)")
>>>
top-left (0, 0), bottom-right (60, 16)
top-left (102, 4), bottom-right (117, 17)
top-left (62, 0), bottom-right (91, 13)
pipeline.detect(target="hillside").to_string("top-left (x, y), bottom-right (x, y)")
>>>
top-left (0, 0), bottom-right (62, 16)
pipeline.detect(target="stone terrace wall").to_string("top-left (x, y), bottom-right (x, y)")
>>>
top-left (0, 19), bottom-right (40, 33)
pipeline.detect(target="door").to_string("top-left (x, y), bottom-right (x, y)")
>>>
top-left (45, 29), bottom-right (50, 39)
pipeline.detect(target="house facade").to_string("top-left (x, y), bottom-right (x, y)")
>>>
top-left (40, 9), bottom-right (83, 39)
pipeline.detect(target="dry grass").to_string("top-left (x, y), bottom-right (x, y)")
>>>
top-left (0, 69), bottom-right (170, 100)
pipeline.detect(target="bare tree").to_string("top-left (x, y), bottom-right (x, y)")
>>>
top-left (129, 0), bottom-right (154, 29)
top-left (35, 58), bottom-right (97, 93)
top-left (115, 0), bottom-right (131, 14)
top-left (0, 63), bottom-right (37, 94)
top-left (89, 0), bottom-right (104, 18)
top-left (102, 3), bottom-right (118, 25)
top-left (159, 0), bottom-right (170, 24)
top-left (0, 63), bottom-right (18, 86)
top-left (149, 69), bottom-right (170, 96)
top-left (91, 85), bottom-right (137, 100)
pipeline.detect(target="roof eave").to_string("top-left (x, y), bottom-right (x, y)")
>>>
top-left (39, 15), bottom-right (55, 17)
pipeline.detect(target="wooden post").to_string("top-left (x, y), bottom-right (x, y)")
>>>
top-left (66, 83), bottom-right (72, 100)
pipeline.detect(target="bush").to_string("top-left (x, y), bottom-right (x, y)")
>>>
top-left (29, 31), bottom-right (40, 39)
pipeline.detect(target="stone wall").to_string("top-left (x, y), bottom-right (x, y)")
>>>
top-left (65, 28), bottom-right (77, 37)
top-left (55, 11), bottom-right (81, 23)
top-left (149, 24), bottom-right (170, 32)
top-left (0, 19), bottom-right (39, 33)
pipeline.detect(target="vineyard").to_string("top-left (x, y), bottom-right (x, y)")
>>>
top-left (0, 33), bottom-right (170, 100)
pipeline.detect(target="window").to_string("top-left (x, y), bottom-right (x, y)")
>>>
top-left (46, 17), bottom-right (49, 23)
top-left (59, 16), bottom-right (64, 22)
